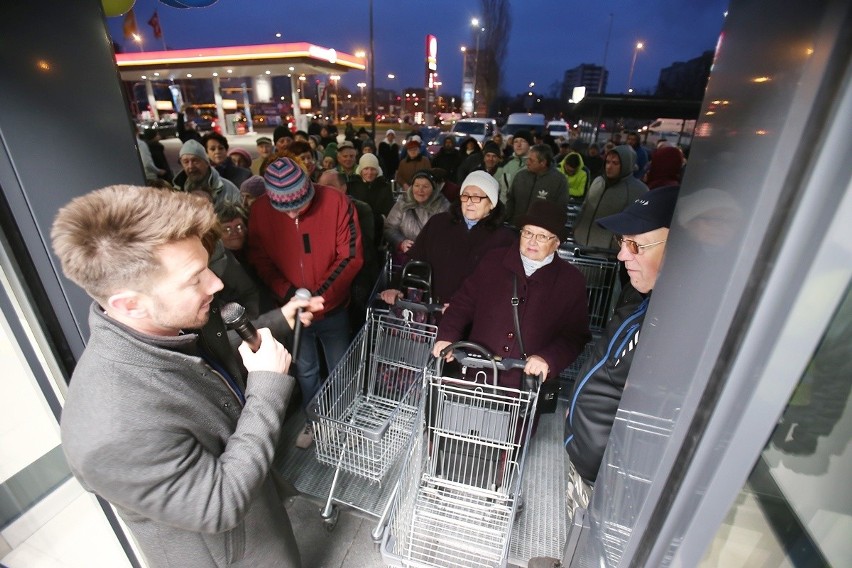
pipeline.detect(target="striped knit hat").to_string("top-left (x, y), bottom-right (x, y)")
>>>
top-left (263, 158), bottom-right (315, 212)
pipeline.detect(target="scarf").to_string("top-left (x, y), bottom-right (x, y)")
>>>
top-left (521, 252), bottom-right (555, 276)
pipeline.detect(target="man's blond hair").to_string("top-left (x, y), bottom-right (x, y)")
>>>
top-left (51, 185), bottom-right (220, 304)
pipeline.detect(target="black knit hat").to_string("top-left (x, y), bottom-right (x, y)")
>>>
top-left (517, 199), bottom-right (568, 241)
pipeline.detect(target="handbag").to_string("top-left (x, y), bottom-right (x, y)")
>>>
top-left (512, 275), bottom-right (559, 414)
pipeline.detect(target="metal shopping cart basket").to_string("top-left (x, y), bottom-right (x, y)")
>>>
top-left (382, 342), bottom-right (540, 568)
top-left (558, 244), bottom-right (620, 332)
top-left (307, 311), bottom-right (437, 533)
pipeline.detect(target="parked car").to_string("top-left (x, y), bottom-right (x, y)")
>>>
top-left (426, 132), bottom-right (464, 157)
top-left (137, 119), bottom-right (177, 139)
top-left (546, 120), bottom-right (570, 140)
top-left (450, 117), bottom-right (497, 144)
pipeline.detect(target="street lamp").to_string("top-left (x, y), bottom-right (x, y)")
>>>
top-left (470, 19), bottom-right (485, 116)
top-left (387, 73), bottom-right (398, 116)
top-left (132, 33), bottom-right (143, 52)
top-left (627, 41), bottom-right (644, 93)
top-left (330, 74), bottom-right (341, 122)
top-left (356, 82), bottom-right (367, 117)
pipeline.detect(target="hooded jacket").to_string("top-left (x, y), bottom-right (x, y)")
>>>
top-left (558, 152), bottom-right (589, 198)
top-left (383, 183), bottom-right (450, 248)
top-left (173, 166), bottom-right (242, 210)
top-left (573, 145), bottom-right (649, 249)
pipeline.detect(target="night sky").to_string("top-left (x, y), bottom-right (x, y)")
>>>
top-left (107, 0), bottom-right (730, 97)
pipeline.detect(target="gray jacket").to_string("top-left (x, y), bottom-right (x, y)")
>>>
top-left (505, 167), bottom-right (569, 227)
top-left (60, 305), bottom-right (300, 567)
top-left (383, 187), bottom-right (450, 247)
top-left (573, 145), bottom-right (649, 249)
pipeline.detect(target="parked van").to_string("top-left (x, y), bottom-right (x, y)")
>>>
top-left (502, 113), bottom-right (547, 137)
top-left (450, 117), bottom-right (498, 144)
top-left (643, 117), bottom-right (696, 147)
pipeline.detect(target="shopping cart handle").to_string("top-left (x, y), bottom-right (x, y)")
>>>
top-left (394, 298), bottom-right (445, 314)
top-left (451, 349), bottom-right (526, 372)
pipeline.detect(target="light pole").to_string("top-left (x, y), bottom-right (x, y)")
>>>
top-left (387, 73), bottom-right (398, 116)
top-left (330, 74), bottom-right (340, 122)
top-left (356, 82), bottom-right (367, 117)
top-left (460, 46), bottom-right (467, 114)
top-left (627, 41), bottom-right (644, 93)
top-left (470, 19), bottom-right (484, 116)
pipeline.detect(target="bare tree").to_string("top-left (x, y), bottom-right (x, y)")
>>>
top-left (477, 0), bottom-right (511, 115)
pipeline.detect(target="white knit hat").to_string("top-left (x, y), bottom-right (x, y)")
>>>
top-left (355, 153), bottom-right (383, 177)
top-left (460, 170), bottom-right (499, 209)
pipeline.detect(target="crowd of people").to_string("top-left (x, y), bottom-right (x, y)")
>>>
top-left (65, 114), bottom-right (686, 567)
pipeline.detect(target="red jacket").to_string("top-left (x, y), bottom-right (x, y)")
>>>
top-left (247, 185), bottom-right (363, 317)
top-left (438, 246), bottom-right (590, 389)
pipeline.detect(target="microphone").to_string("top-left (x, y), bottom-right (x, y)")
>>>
top-left (221, 302), bottom-right (261, 352)
top-left (291, 288), bottom-right (312, 360)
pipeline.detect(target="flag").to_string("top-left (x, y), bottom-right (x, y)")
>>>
top-left (122, 9), bottom-right (138, 39)
top-left (148, 10), bottom-right (162, 39)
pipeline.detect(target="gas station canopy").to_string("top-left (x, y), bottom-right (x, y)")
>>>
top-left (115, 42), bottom-right (364, 81)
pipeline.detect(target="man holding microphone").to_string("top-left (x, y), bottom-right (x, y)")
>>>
top-left (52, 185), bottom-right (315, 568)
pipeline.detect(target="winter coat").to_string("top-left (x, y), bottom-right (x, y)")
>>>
top-left (61, 305), bottom-right (301, 568)
top-left (505, 167), bottom-right (570, 227)
top-left (564, 286), bottom-right (648, 482)
top-left (216, 160), bottom-right (252, 189)
top-left (437, 246), bottom-right (591, 390)
top-left (500, 154), bottom-right (527, 193)
top-left (347, 176), bottom-right (395, 218)
top-left (573, 145), bottom-right (649, 249)
top-left (432, 147), bottom-right (463, 183)
top-left (557, 152), bottom-right (589, 198)
top-left (247, 185), bottom-right (363, 317)
top-left (383, 185), bottom-right (450, 248)
top-left (408, 209), bottom-right (517, 302)
top-left (394, 154), bottom-right (432, 188)
top-left (173, 167), bottom-right (243, 210)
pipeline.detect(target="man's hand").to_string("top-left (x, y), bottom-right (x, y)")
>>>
top-left (432, 340), bottom-right (454, 362)
top-left (238, 328), bottom-right (292, 374)
top-left (399, 240), bottom-right (414, 253)
top-left (280, 294), bottom-right (325, 329)
top-left (380, 289), bottom-right (403, 305)
top-left (524, 354), bottom-right (549, 378)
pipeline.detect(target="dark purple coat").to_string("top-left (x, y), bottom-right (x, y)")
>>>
top-left (438, 246), bottom-right (591, 389)
top-left (408, 213), bottom-right (517, 303)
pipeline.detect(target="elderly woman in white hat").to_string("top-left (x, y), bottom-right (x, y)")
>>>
top-left (349, 152), bottom-right (395, 219)
top-left (380, 171), bottom-right (516, 305)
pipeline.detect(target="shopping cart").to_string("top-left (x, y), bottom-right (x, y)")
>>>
top-left (558, 244), bottom-right (620, 332)
top-left (382, 342), bottom-right (540, 568)
top-left (307, 311), bottom-right (438, 533)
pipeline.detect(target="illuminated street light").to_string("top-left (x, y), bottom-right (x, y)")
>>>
top-left (330, 74), bottom-right (341, 122)
top-left (627, 41), bottom-right (644, 93)
top-left (357, 82), bottom-right (367, 116)
top-left (132, 33), bottom-right (143, 52)
top-left (471, 18), bottom-right (485, 116)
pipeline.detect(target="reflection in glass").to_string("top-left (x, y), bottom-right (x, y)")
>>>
top-left (702, 284), bottom-right (852, 566)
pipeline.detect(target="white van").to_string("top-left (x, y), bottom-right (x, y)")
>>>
top-left (450, 117), bottom-right (498, 144)
top-left (502, 113), bottom-right (547, 137)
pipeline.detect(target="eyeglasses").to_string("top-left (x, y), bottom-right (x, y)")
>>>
top-left (222, 224), bottom-right (246, 235)
top-left (459, 194), bottom-right (488, 203)
top-left (617, 237), bottom-right (666, 254)
top-left (520, 229), bottom-right (556, 243)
